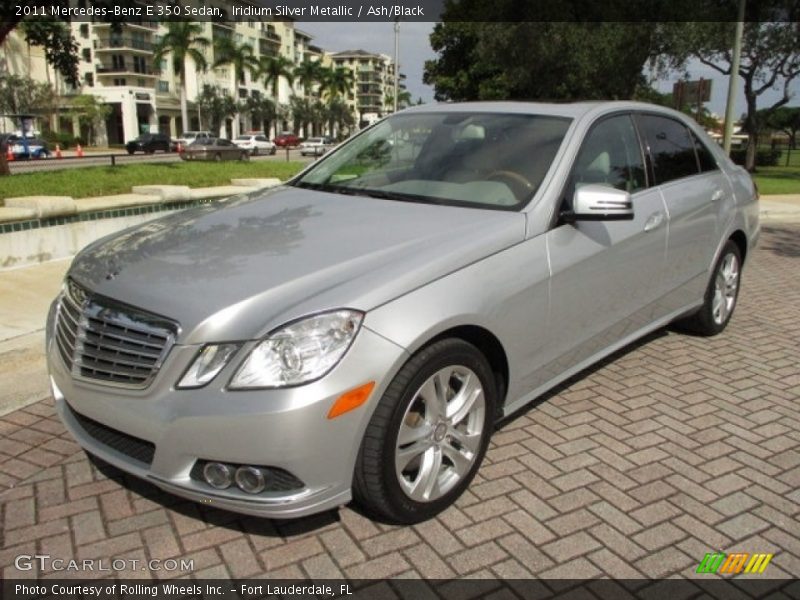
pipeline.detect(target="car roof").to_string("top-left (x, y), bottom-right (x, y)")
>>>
top-left (397, 100), bottom-right (685, 120)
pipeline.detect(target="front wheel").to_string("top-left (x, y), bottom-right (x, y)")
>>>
top-left (354, 338), bottom-right (496, 524)
top-left (678, 240), bottom-right (742, 336)
top-left (240, 151), bottom-right (249, 161)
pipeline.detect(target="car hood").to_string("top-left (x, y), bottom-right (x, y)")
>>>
top-left (68, 186), bottom-right (526, 344)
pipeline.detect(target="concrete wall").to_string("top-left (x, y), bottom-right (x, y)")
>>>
top-left (0, 209), bottom-right (182, 270)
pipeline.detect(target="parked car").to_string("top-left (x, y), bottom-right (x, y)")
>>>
top-left (179, 137), bottom-right (250, 161)
top-left (4, 134), bottom-right (50, 159)
top-left (233, 133), bottom-right (276, 156)
top-left (47, 102), bottom-right (758, 524)
top-left (299, 136), bottom-right (335, 156)
top-left (174, 130), bottom-right (213, 147)
top-left (273, 131), bottom-right (301, 147)
top-left (126, 133), bottom-right (172, 155)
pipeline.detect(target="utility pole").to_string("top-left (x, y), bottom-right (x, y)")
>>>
top-left (723, 0), bottom-right (746, 155)
top-left (393, 20), bottom-right (400, 113)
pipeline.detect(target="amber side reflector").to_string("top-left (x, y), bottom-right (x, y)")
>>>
top-left (327, 381), bottom-right (375, 419)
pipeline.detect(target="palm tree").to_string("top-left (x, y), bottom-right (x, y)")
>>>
top-left (385, 89), bottom-right (413, 112)
top-left (258, 55), bottom-right (295, 101)
top-left (212, 38), bottom-right (258, 134)
top-left (293, 60), bottom-right (323, 97)
top-left (153, 21), bottom-right (210, 133)
top-left (212, 37), bottom-right (258, 88)
top-left (242, 95), bottom-right (277, 134)
top-left (320, 67), bottom-right (355, 102)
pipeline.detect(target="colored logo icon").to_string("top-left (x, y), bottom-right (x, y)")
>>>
top-left (697, 552), bottom-right (773, 575)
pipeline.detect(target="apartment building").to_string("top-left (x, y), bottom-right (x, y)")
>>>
top-left (0, 4), bottom-right (404, 144)
top-left (329, 49), bottom-right (407, 127)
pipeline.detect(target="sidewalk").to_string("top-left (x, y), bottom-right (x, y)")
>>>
top-left (0, 195), bottom-right (798, 415)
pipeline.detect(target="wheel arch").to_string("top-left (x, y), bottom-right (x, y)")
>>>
top-left (420, 324), bottom-right (510, 416)
top-left (729, 229), bottom-right (748, 265)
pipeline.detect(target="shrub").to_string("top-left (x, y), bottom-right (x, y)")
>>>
top-left (730, 147), bottom-right (782, 167)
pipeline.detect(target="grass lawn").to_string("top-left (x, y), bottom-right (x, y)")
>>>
top-left (0, 161), bottom-right (307, 200)
top-left (751, 147), bottom-right (800, 196)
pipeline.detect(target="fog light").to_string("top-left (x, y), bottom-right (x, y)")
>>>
top-left (203, 462), bottom-right (233, 489)
top-left (235, 466), bottom-right (266, 494)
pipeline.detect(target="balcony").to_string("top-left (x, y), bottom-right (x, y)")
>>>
top-left (261, 30), bottom-right (281, 44)
top-left (92, 21), bottom-right (158, 30)
top-left (96, 66), bottom-right (158, 78)
top-left (95, 38), bottom-right (154, 52)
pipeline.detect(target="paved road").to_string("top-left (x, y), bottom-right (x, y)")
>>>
top-left (0, 225), bottom-right (798, 584)
top-left (8, 148), bottom-right (311, 174)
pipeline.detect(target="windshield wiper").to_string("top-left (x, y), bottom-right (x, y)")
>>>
top-left (294, 181), bottom-right (444, 206)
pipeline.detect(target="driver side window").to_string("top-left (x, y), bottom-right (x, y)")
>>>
top-left (572, 115), bottom-right (646, 195)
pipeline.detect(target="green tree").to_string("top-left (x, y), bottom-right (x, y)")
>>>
top-left (324, 98), bottom-right (355, 139)
top-left (213, 37), bottom-right (258, 86)
top-left (152, 21), bottom-right (210, 134)
top-left (763, 106), bottom-right (800, 149)
top-left (197, 85), bottom-right (237, 135)
top-left (385, 89), bottom-right (412, 112)
top-left (68, 94), bottom-right (112, 146)
top-left (659, 13), bottom-right (800, 170)
top-left (258, 55), bottom-right (295, 100)
top-left (320, 67), bottom-right (355, 101)
top-left (293, 60), bottom-right (324, 97)
top-left (424, 13), bottom-right (659, 102)
top-left (0, 74), bottom-right (55, 116)
top-left (241, 95), bottom-right (277, 136)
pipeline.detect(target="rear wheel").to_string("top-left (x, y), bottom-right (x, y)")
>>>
top-left (678, 240), bottom-right (742, 336)
top-left (240, 151), bottom-right (249, 161)
top-left (214, 153), bottom-right (222, 162)
top-left (354, 338), bottom-right (496, 524)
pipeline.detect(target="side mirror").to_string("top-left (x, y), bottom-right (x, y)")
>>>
top-left (570, 184), bottom-right (634, 221)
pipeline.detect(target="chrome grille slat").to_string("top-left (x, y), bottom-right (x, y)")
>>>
top-left (54, 280), bottom-right (178, 389)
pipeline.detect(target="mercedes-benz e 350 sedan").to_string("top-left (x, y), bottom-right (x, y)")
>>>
top-left (47, 102), bottom-right (759, 524)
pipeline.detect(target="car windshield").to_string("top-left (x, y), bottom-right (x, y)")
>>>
top-left (235, 135), bottom-right (251, 141)
top-left (292, 111), bottom-right (571, 210)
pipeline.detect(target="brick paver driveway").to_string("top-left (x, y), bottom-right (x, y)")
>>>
top-left (1, 225), bottom-right (798, 581)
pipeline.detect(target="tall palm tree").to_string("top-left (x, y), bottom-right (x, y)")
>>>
top-left (212, 38), bottom-right (258, 134)
top-left (320, 67), bottom-right (355, 102)
top-left (212, 37), bottom-right (258, 88)
top-left (152, 21), bottom-right (210, 133)
top-left (258, 55), bottom-right (295, 101)
top-left (293, 60), bottom-right (323, 97)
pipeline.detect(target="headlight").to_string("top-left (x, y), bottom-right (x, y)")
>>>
top-left (229, 310), bottom-right (363, 389)
top-left (178, 344), bottom-right (239, 389)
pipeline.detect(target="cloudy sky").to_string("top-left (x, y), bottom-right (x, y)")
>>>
top-left (297, 23), bottom-right (799, 116)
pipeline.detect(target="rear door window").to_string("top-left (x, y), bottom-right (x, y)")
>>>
top-left (638, 115), bottom-right (700, 184)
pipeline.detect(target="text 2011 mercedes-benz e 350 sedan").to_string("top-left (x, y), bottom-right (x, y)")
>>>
top-left (47, 102), bottom-right (759, 524)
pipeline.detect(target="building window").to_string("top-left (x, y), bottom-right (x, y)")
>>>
top-left (112, 54), bottom-right (126, 70)
top-left (79, 24), bottom-right (89, 39)
top-left (113, 78), bottom-right (127, 86)
top-left (82, 48), bottom-right (91, 62)
top-left (137, 78), bottom-right (146, 87)
top-left (84, 72), bottom-right (94, 87)
top-left (157, 80), bottom-right (170, 93)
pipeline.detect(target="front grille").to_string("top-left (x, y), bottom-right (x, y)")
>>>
top-left (55, 279), bottom-right (177, 388)
top-left (67, 403), bottom-right (155, 466)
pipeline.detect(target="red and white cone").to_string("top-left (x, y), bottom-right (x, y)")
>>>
top-left (55, 144), bottom-right (63, 159)
top-left (76, 144), bottom-right (84, 158)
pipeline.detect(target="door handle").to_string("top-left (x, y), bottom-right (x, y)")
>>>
top-left (711, 189), bottom-right (724, 203)
top-left (644, 211), bottom-right (665, 232)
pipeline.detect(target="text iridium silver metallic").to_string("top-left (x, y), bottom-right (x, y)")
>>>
top-left (46, 101), bottom-right (759, 523)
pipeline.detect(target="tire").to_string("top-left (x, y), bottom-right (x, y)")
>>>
top-left (353, 338), bottom-right (496, 524)
top-left (127, 149), bottom-right (135, 155)
top-left (214, 153), bottom-right (222, 162)
top-left (252, 148), bottom-right (259, 156)
top-left (678, 240), bottom-right (742, 336)
top-left (240, 151), bottom-right (249, 161)
top-left (270, 147), bottom-right (276, 155)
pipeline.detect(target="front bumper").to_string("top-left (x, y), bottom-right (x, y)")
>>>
top-left (46, 303), bottom-right (408, 518)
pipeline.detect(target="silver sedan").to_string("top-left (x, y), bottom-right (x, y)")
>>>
top-left (46, 101), bottom-right (758, 524)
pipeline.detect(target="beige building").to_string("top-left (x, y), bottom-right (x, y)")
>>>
top-left (328, 49), bottom-right (407, 127)
top-left (1, 5), bottom-right (404, 144)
